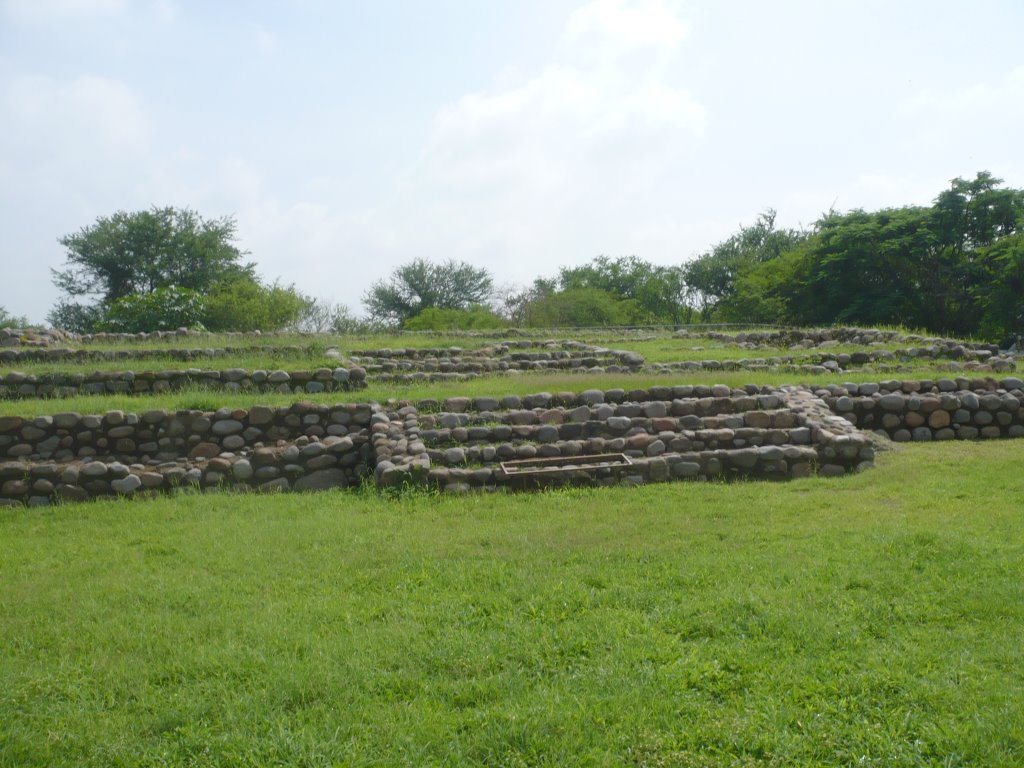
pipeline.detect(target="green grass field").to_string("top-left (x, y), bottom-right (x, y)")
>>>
top-left (2, 440), bottom-right (1022, 766)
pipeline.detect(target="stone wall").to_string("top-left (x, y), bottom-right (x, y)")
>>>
top-left (649, 347), bottom-right (1016, 376)
top-left (817, 376), bottom-right (1024, 441)
top-left (0, 401), bottom-right (377, 506)
top-left (371, 384), bottom-right (873, 493)
top-left (0, 344), bottom-right (325, 364)
top-left (2, 377), bottom-right (1023, 507)
top-left (695, 326), bottom-right (1002, 353)
top-left (1, 366), bottom-right (366, 400)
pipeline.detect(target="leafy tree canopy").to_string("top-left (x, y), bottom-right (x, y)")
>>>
top-left (46, 207), bottom-right (310, 333)
top-left (520, 287), bottom-right (645, 328)
top-left (52, 206), bottom-right (254, 304)
top-left (556, 256), bottom-right (688, 324)
top-left (681, 210), bottom-right (807, 320)
top-left (703, 172), bottom-right (1024, 341)
top-left (363, 259), bottom-right (494, 325)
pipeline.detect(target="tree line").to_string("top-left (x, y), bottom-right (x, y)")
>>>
top-left (24, 172), bottom-right (1024, 343)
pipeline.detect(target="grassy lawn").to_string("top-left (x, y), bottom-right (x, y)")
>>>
top-left (2, 440), bottom-right (1022, 766)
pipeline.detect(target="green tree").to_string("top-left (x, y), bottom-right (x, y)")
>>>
top-left (520, 287), bottom-right (643, 327)
top-left (788, 207), bottom-right (934, 328)
top-left (48, 207), bottom-right (256, 331)
top-left (363, 259), bottom-right (494, 325)
top-left (101, 286), bottom-right (206, 332)
top-left (52, 207), bottom-right (253, 305)
top-left (708, 173), bottom-right (1024, 339)
top-left (682, 211), bottom-right (807, 321)
top-left (975, 232), bottom-right (1024, 343)
top-left (556, 256), bottom-right (688, 324)
top-left (46, 207), bottom-right (313, 332)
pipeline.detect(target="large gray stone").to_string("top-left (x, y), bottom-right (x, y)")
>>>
top-left (232, 459), bottom-right (254, 480)
top-left (211, 419), bottom-right (244, 436)
top-left (444, 447), bottom-right (467, 465)
top-left (878, 393), bottom-right (906, 411)
top-left (111, 474), bottom-right (142, 494)
top-left (293, 469), bottom-right (348, 491)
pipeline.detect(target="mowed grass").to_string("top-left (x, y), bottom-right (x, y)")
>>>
top-left (1, 441), bottom-right (1023, 766)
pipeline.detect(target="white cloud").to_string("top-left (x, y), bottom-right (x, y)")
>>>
top-left (2, 72), bottom-right (151, 159)
top-left (323, 0), bottom-right (705, 299)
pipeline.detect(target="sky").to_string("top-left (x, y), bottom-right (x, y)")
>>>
top-left (2, 0), bottom-right (1023, 323)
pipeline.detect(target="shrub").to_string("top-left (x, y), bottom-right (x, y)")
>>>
top-left (101, 286), bottom-right (206, 332)
top-left (403, 306), bottom-right (507, 331)
top-left (203, 278), bottom-right (307, 332)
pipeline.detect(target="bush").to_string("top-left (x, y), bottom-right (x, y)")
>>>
top-left (203, 278), bottom-right (307, 332)
top-left (520, 288), bottom-right (644, 327)
top-left (403, 306), bottom-right (507, 331)
top-left (100, 286), bottom-right (206, 332)
top-left (0, 307), bottom-right (29, 329)
top-left (46, 301), bottom-right (106, 333)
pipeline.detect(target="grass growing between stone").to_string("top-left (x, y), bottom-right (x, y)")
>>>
top-left (2, 440), bottom-right (1023, 766)
top-left (0, 366), bottom-right (966, 418)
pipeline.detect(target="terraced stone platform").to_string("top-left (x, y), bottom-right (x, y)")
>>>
top-left (1, 376), bottom-right (1022, 506)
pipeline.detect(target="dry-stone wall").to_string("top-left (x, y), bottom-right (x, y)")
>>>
top-left (817, 376), bottom-right (1024, 442)
top-left (0, 344), bottom-right (328, 364)
top-left (0, 328), bottom-right (71, 348)
top-left (693, 326), bottom-right (1003, 353)
top-left (649, 347), bottom-right (1016, 376)
top-left (371, 384), bottom-right (873, 493)
top-left (0, 401), bottom-right (376, 506)
top-left (347, 341), bottom-right (645, 383)
top-left (3, 377), bottom-right (1023, 506)
top-left (0, 366), bottom-right (366, 400)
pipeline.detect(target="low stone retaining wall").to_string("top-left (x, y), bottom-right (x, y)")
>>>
top-left (0, 328), bottom-right (71, 348)
top-left (371, 384), bottom-right (873, 492)
top-left (649, 348), bottom-right (1016, 375)
top-left (693, 326), bottom-right (1001, 354)
top-left (2, 377), bottom-right (1022, 506)
top-left (817, 376), bottom-right (1024, 441)
top-left (0, 401), bottom-right (377, 506)
top-left (347, 341), bottom-right (645, 372)
top-left (0, 344), bottom-right (327, 364)
top-left (0, 367), bottom-right (367, 399)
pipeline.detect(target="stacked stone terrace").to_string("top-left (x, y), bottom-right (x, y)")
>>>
top-left (697, 326), bottom-right (1002, 353)
top-left (0, 343), bottom-right (321, 363)
top-left (648, 345), bottom-right (1016, 376)
top-left (817, 376), bottom-right (1024, 442)
top-left (0, 402), bottom-right (376, 506)
top-left (371, 384), bottom-right (874, 493)
top-left (347, 340), bottom-right (645, 382)
top-left (2, 376), bottom-right (1024, 506)
top-left (1, 366), bottom-right (367, 400)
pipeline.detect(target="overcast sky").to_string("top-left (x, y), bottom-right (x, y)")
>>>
top-left (2, 0), bottom-right (1022, 323)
